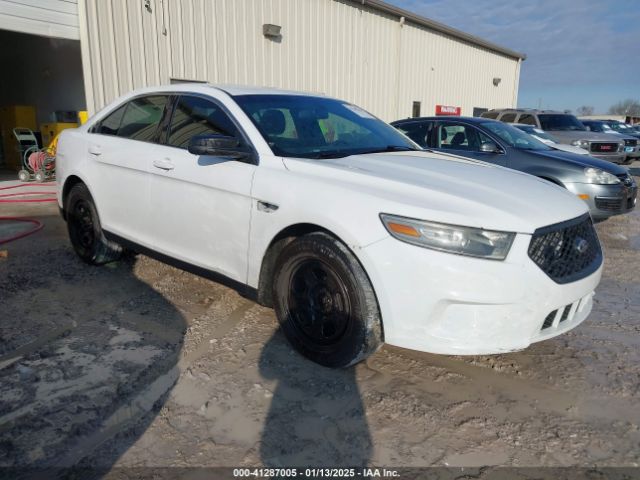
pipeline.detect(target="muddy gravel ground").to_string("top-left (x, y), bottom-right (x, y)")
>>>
top-left (0, 170), bottom-right (639, 479)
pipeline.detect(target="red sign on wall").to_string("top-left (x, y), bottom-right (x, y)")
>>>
top-left (435, 105), bottom-right (461, 116)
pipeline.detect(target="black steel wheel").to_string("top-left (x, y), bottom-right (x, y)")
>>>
top-left (273, 232), bottom-right (383, 368)
top-left (66, 183), bottom-right (122, 265)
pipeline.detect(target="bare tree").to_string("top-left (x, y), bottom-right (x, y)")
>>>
top-left (576, 105), bottom-right (594, 116)
top-left (608, 99), bottom-right (640, 115)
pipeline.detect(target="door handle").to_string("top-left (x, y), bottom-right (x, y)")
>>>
top-left (88, 145), bottom-right (102, 156)
top-left (153, 159), bottom-right (175, 171)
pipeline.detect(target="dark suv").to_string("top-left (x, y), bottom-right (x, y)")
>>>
top-left (481, 109), bottom-right (626, 164)
top-left (391, 116), bottom-right (637, 221)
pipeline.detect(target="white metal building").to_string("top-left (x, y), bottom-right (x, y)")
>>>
top-left (0, 0), bottom-right (524, 124)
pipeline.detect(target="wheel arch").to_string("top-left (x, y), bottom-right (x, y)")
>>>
top-left (257, 221), bottom-right (385, 346)
top-left (256, 222), bottom-right (381, 317)
top-left (536, 175), bottom-right (565, 187)
top-left (256, 223), bottom-right (333, 307)
top-left (61, 174), bottom-right (87, 220)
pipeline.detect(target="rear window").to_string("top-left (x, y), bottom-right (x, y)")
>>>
top-left (481, 111), bottom-right (499, 120)
top-left (518, 114), bottom-right (537, 126)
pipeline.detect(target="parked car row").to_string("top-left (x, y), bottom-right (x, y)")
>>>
top-left (480, 108), bottom-right (637, 164)
top-left (56, 85), bottom-right (619, 367)
top-left (391, 116), bottom-right (637, 222)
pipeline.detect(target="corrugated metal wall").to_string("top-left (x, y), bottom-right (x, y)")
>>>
top-left (0, 0), bottom-right (79, 39)
top-left (79, 0), bottom-right (520, 121)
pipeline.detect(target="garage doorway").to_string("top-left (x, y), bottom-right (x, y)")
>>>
top-left (0, 29), bottom-right (86, 171)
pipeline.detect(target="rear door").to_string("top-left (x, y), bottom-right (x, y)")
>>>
top-left (431, 121), bottom-right (508, 166)
top-left (86, 95), bottom-right (170, 245)
top-left (148, 93), bottom-right (257, 282)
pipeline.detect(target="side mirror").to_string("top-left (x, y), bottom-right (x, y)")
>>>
top-left (188, 134), bottom-right (252, 160)
top-left (480, 141), bottom-right (501, 153)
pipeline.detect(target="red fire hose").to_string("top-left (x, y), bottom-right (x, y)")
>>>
top-left (0, 183), bottom-right (57, 245)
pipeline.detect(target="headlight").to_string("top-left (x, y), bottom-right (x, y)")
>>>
top-left (583, 167), bottom-right (620, 185)
top-left (571, 139), bottom-right (589, 149)
top-left (380, 214), bottom-right (515, 260)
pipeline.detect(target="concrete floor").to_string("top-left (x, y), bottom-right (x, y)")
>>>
top-left (0, 164), bottom-right (639, 478)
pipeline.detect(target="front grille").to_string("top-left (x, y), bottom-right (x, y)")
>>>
top-left (590, 142), bottom-right (619, 153)
top-left (624, 139), bottom-right (638, 147)
top-left (528, 214), bottom-right (602, 284)
top-left (595, 197), bottom-right (623, 212)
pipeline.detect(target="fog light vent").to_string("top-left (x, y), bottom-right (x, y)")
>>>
top-left (542, 310), bottom-right (556, 330)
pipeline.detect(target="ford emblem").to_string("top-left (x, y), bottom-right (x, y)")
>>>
top-left (574, 237), bottom-right (589, 254)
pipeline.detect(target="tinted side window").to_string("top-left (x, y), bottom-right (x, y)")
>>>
top-left (437, 123), bottom-right (493, 152)
top-left (518, 114), bottom-right (537, 126)
top-left (481, 111), bottom-right (499, 120)
top-left (167, 96), bottom-right (239, 149)
top-left (500, 113), bottom-right (517, 123)
top-left (117, 96), bottom-right (168, 142)
top-left (395, 122), bottom-right (429, 147)
top-left (91, 104), bottom-right (127, 135)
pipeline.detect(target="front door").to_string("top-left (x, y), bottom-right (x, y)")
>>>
top-left (432, 121), bottom-right (508, 166)
top-left (148, 94), bottom-right (256, 283)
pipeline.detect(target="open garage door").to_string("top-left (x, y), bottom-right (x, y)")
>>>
top-left (0, 2), bottom-right (85, 172)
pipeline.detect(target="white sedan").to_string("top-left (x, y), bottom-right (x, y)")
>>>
top-left (56, 85), bottom-right (603, 367)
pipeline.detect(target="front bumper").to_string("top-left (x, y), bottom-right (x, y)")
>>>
top-left (624, 145), bottom-right (640, 160)
top-left (565, 182), bottom-right (637, 220)
top-left (359, 233), bottom-right (602, 355)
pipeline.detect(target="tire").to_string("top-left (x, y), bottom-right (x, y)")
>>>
top-left (272, 232), bottom-right (383, 368)
top-left (65, 183), bottom-right (122, 265)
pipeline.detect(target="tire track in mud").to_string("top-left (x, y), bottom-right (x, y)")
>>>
top-left (367, 346), bottom-right (640, 426)
top-left (52, 300), bottom-right (255, 467)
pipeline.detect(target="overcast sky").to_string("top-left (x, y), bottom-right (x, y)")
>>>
top-left (386, 0), bottom-right (640, 113)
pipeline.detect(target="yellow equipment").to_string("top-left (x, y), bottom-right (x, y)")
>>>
top-left (0, 105), bottom-right (37, 170)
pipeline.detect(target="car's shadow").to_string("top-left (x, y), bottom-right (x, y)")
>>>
top-left (258, 330), bottom-right (372, 467)
top-left (0, 218), bottom-right (186, 478)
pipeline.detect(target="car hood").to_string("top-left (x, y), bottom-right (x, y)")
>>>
top-left (525, 149), bottom-right (628, 174)
top-left (549, 143), bottom-right (590, 155)
top-left (548, 130), bottom-right (623, 142)
top-left (282, 151), bottom-right (588, 234)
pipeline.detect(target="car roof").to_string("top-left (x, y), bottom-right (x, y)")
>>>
top-left (484, 108), bottom-right (567, 115)
top-left (392, 116), bottom-right (497, 125)
top-left (120, 83), bottom-right (328, 98)
top-left (213, 84), bottom-right (325, 97)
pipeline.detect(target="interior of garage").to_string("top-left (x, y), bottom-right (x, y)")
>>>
top-left (0, 29), bottom-right (86, 172)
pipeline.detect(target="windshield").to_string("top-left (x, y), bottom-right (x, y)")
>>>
top-left (234, 94), bottom-right (418, 159)
top-left (516, 125), bottom-right (557, 143)
top-left (481, 122), bottom-right (551, 151)
top-left (538, 114), bottom-right (586, 131)
top-left (584, 122), bottom-right (609, 133)
top-left (606, 122), bottom-right (629, 132)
